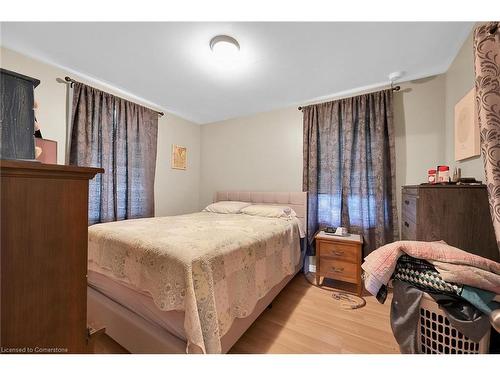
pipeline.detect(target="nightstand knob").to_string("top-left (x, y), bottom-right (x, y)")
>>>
top-left (331, 267), bottom-right (344, 273)
top-left (333, 251), bottom-right (344, 256)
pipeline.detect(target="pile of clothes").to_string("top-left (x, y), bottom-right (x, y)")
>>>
top-left (362, 240), bottom-right (500, 353)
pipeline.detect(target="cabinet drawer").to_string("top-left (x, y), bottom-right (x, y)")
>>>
top-left (401, 215), bottom-right (417, 240)
top-left (319, 259), bottom-right (358, 283)
top-left (318, 241), bottom-right (359, 263)
top-left (402, 193), bottom-right (417, 221)
top-left (402, 187), bottom-right (418, 196)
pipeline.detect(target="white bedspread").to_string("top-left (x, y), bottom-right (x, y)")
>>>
top-left (88, 212), bottom-right (302, 353)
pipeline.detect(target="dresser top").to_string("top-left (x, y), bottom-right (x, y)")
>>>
top-left (403, 184), bottom-right (486, 189)
top-left (0, 159), bottom-right (103, 180)
top-left (316, 231), bottom-right (363, 244)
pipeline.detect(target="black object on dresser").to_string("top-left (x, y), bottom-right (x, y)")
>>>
top-left (401, 185), bottom-right (499, 262)
top-left (0, 68), bottom-right (40, 160)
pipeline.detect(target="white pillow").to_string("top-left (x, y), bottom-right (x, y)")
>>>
top-left (241, 204), bottom-right (297, 218)
top-left (203, 201), bottom-right (251, 214)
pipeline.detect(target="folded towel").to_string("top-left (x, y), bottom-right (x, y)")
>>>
top-left (459, 286), bottom-right (500, 315)
top-left (430, 261), bottom-right (500, 294)
top-left (362, 240), bottom-right (500, 296)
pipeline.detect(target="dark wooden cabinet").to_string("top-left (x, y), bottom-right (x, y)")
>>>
top-left (0, 160), bottom-right (102, 353)
top-left (401, 185), bottom-right (499, 262)
top-left (0, 69), bottom-right (40, 160)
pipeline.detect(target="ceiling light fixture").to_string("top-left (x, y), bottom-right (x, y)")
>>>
top-left (209, 35), bottom-right (240, 60)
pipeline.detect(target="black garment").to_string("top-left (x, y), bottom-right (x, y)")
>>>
top-left (390, 280), bottom-right (424, 353)
top-left (391, 280), bottom-right (489, 353)
top-left (490, 328), bottom-right (500, 354)
top-left (376, 284), bottom-right (388, 304)
top-left (428, 292), bottom-right (490, 342)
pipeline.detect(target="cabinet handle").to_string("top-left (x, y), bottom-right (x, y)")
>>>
top-left (404, 221), bottom-right (409, 227)
top-left (333, 251), bottom-right (344, 256)
top-left (404, 200), bottom-right (410, 205)
top-left (331, 267), bottom-right (344, 273)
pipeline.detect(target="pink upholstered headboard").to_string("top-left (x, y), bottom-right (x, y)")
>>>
top-left (214, 191), bottom-right (308, 231)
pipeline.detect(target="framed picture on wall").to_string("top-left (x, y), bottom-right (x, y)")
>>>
top-left (171, 144), bottom-right (187, 170)
top-left (455, 88), bottom-right (480, 161)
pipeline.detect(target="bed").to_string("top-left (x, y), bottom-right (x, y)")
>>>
top-left (87, 191), bottom-right (307, 353)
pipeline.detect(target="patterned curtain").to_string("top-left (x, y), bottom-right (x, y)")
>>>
top-left (70, 82), bottom-right (158, 224)
top-left (303, 89), bottom-right (399, 257)
top-left (474, 22), bottom-right (500, 254)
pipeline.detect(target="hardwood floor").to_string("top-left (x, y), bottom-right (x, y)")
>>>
top-left (93, 274), bottom-right (399, 354)
top-left (92, 331), bottom-right (128, 354)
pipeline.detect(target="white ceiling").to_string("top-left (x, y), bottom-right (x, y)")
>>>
top-left (1, 22), bottom-right (473, 124)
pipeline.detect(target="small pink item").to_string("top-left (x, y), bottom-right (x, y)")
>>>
top-left (35, 138), bottom-right (57, 164)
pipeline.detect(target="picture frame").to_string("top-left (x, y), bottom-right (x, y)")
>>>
top-left (454, 88), bottom-right (480, 161)
top-left (171, 144), bottom-right (187, 170)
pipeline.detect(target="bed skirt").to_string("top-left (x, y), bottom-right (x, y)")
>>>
top-left (87, 248), bottom-right (305, 354)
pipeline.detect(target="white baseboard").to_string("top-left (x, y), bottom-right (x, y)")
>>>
top-left (307, 255), bottom-right (316, 273)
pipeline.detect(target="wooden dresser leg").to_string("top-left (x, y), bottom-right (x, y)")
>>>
top-left (87, 326), bottom-right (106, 354)
top-left (357, 281), bottom-right (363, 296)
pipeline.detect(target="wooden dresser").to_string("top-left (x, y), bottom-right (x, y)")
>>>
top-left (401, 184), bottom-right (499, 262)
top-left (315, 232), bottom-right (363, 295)
top-left (0, 160), bottom-right (102, 353)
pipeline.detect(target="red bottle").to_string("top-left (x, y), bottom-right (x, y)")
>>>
top-left (428, 169), bottom-right (437, 184)
top-left (437, 166), bottom-right (450, 183)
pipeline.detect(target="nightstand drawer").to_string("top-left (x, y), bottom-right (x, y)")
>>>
top-left (319, 241), bottom-right (359, 263)
top-left (319, 259), bottom-right (358, 283)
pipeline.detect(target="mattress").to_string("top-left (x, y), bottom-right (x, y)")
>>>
top-left (88, 253), bottom-right (304, 353)
top-left (88, 212), bottom-right (303, 353)
top-left (89, 270), bottom-right (186, 341)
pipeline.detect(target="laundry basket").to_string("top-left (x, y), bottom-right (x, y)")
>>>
top-left (418, 293), bottom-right (490, 354)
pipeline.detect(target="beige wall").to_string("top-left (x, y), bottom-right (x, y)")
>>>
top-left (444, 32), bottom-right (485, 181)
top-left (394, 74), bottom-right (446, 223)
top-left (199, 33), bottom-right (482, 230)
top-left (2, 32), bottom-right (481, 221)
top-left (200, 75), bottom-right (449, 230)
top-left (0, 47), bottom-right (201, 216)
top-left (1, 48), bottom-right (68, 163)
top-left (155, 115), bottom-right (200, 216)
top-left (199, 107), bottom-right (303, 208)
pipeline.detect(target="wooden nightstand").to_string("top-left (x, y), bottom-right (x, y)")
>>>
top-left (315, 231), bottom-right (363, 295)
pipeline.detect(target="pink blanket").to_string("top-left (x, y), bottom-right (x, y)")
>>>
top-left (362, 241), bottom-right (500, 295)
top-left (430, 261), bottom-right (500, 294)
